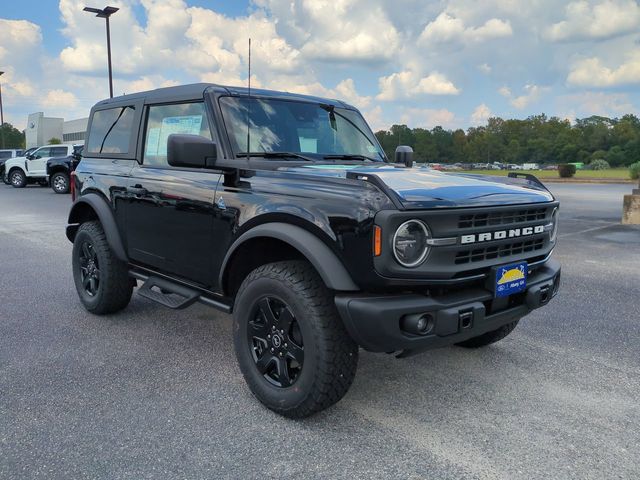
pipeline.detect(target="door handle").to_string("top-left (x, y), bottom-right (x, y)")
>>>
top-left (127, 185), bottom-right (148, 196)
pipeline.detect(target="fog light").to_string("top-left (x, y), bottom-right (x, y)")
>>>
top-left (400, 313), bottom-right (434, 336)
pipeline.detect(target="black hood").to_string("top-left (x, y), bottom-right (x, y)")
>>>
top-left (284, 164), bottom-right (554, 209)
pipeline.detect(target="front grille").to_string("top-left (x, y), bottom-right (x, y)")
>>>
top-left (458, 207), bottom-right (547, 229)
top-left (455, 238), bottom-right (545, 264)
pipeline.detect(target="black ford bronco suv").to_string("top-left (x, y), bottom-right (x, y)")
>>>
top-left (67, 83), bottom-right (560, 417)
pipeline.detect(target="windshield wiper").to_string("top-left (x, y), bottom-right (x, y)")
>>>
top-left (237, 152), bottom-right (316, 162)
top-left (323, 154), bottom-right (380, 162)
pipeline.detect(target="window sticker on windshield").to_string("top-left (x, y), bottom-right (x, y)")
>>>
top-left (145, 127), bottom-right (161, 156)
top-left (299, 137), bottom-right (318, 153)
top-left (157, 115), bottom-right (203, 155)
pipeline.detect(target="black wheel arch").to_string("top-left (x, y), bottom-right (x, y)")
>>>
top-left (66, 193), bottom-right (127, 262)
top-left (220, 222), bottom-right (359, 296)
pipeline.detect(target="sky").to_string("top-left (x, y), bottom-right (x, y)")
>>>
top-left (1, 0), bottom-right (639, 132)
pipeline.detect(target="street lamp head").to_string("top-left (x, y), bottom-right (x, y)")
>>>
top-left (0, 71), bottom-right (4, 77)
top-left (83, 6), bottom-right (119, 18)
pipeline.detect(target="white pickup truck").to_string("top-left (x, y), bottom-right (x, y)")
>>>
top-left (4, 145), bottom-right (76, 188)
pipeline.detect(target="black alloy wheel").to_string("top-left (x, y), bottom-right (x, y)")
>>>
top-left (233, 260), bottom-right (358, 418)
top-left (78, 240), bottom-right (100, 297)
top-left (248, 296), bottom-right (304, 388)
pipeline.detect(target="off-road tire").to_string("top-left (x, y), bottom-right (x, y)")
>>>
top-left (72, 221), bottom-right (133, 315)
top-left (456, 320), bottom-right (519, 348)
top-left (233, 260), bottom-right (358, 418)
top-left (51, 172), bottom-right (70, 194)
top-left (9, 169), bottom-right (26, 188)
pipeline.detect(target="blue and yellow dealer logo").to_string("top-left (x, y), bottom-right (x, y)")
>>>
top-left (497, 265), bottom-right (526, 285)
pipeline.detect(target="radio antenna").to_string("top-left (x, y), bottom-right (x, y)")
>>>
top-left (246, 38), bottom-right (251, 162)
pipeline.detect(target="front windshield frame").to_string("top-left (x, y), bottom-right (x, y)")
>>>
top-left (217, 95), bottom-right (387, 162)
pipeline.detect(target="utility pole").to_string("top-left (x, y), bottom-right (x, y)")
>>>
top-left (0, 71), bottom-right (5, 149)
top-left (83, 6), bottom-right (119, 98)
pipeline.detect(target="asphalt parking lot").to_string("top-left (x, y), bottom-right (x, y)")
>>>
top-left (1, 182), bottom-right (639, 480)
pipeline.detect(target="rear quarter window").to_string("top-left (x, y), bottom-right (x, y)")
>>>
top-left (86, 106), bottom-right (136, 154)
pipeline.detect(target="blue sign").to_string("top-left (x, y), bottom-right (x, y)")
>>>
top-left (495, 261), bottom-right (528, 297)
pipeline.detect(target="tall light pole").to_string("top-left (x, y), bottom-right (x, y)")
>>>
top-left (83, 6), bottom-right (119, 98)
top-left (0, 71), bottom-right (5, 149)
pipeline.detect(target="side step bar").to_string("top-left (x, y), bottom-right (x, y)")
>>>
top-left (131, 271), bottom-right (232, 313)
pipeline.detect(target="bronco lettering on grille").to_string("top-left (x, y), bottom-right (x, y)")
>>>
top-left (460, 225), bottom-right (545, 244)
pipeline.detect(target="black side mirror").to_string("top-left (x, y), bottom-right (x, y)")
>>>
top-left (26, 154), bottom-right (34, 160)
top-left (395, 145), bottom-right (414, 168)
top-left (167, 134), bottom-right (217, 168)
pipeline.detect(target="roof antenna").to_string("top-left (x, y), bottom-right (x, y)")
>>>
top-left (246, 37), bottom-right (251, 162)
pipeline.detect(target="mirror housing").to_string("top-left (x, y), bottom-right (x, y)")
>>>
top-left (167, 134), bottom-right (217, 168)
top-left (26, 154), bottom-right (34, 160)
top-left (395, 145), bottom-right (414, 168)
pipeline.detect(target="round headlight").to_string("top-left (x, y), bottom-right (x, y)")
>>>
top-left (393, 220), bottom-right (430, 267)
top-left (550, 207), bottom-right (559, 242)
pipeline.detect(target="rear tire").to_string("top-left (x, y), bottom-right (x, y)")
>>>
top-left (233, 260), bottom-right (358, 418)
top-left (456, 320), bottom-right (519, 348)
top-left (72, 221), bottom-right (133, 314)
top-left (10, 170), bottom-right (26, 188)
top-left (51, 172), bottom-right (70, 194)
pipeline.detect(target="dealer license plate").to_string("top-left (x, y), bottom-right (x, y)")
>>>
top-left (494, 261), bottom-right (528, 298)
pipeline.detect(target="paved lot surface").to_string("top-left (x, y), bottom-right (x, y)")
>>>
top-left (1, 183), bottom-right (639, 479)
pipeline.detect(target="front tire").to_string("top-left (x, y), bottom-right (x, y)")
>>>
top-left (10, 170), bottom-right (26, 188)
top-left (51, 172), bottom-right (70, 194)
top-left (72, 221), bottom-right (133, 314)
top-left (456, 320), bottom-right (519, 348)
top-left (233, 260), bottom-right (358, 418)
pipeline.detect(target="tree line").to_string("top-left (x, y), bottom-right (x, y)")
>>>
top-left (375, 114), bottom-right (640, 167)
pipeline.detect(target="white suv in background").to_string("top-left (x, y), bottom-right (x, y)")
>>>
top-left (4, 145), bottom-right (76, 188)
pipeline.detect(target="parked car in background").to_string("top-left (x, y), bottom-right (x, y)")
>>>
top-left (4, 144), bottom-right (77, 188)
top-left (542, 165), bottom-right (558, 171)
top-left (0, 149), bottom-right (27, 185)
top-left (522, 163), bottom-right (540, 171)
top-left (0, 149), bottom-right (24, 159)
top-left (47, 146), bottom-right (83, 194)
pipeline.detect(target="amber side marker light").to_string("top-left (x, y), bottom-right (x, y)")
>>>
top-left (374, 225), bottom-right (382, 256)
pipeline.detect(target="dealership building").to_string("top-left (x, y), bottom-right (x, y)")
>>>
top-left (25, 112), bottom-right (88, 148)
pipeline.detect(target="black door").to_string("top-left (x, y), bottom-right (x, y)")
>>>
top-left (125, 102), bottom-right (222, 287)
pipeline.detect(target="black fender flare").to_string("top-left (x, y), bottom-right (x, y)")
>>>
top-left (219, 222), bottom-right (359, 292)
top-left (66, 193), bottom-right (128, 262)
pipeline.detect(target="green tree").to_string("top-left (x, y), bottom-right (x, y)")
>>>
top-left (0, 122), bottom-right (26, 149)
top-left (48, 137), bottom-right (62, 145)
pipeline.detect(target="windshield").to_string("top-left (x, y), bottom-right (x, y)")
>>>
top-left (219, 96), bottom-right (386, 161)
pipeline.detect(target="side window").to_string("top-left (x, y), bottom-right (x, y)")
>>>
top-left (143, 102), bottom-right (211, 167)
top-left (52, 147), bottom-right (69, 157)
top-left (34, 147), bottom-right (51, 158)
top-left (86, 106), bottom-right (136, 154)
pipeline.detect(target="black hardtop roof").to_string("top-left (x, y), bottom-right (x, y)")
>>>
top-left (93, 83), bottom-right (354, 109)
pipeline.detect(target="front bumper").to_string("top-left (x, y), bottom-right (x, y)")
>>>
top-left (335, 259), bottom-right (560, 353)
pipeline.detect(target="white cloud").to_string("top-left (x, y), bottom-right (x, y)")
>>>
top-left (41, 90), bottom-right (79, 109)
top-left (333, 79), bottom-right (372, 109)
top-left (470, 104), bottom-right (492, 125)
top-left (478, 63), bottom-right (492, 74)
top-left (557, 92), bottom-right (635, 119)
top-left (418, 12), bottom-right (512, 45)
top-left (546, 0), bottom-right (640, 42)
top-left (499, 84), bottom-right (547, 109)
top-left (567, 54), bottom-right (640, 87)
top-left (377, 71), bottom-right (460, 101)
top-left (256, 0), bottom-right (401, 64)
top-left (401, 108), bottom-right (457, 129)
